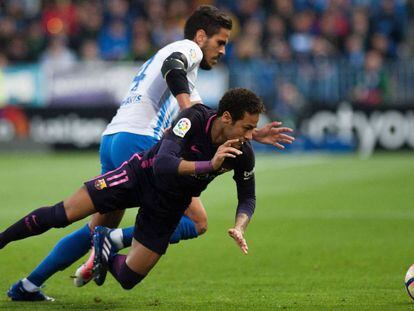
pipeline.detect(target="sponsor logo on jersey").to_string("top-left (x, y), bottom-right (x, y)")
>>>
top-left (173, 118), bottom-right (191, 138)
top-left (243, 168), bottom-right (255, 180)
top-left (94, 178), bottom-right (107, 190)
top-left (190, 144), bottom-right (201, 153)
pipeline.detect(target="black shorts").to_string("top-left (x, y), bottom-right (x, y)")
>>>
top-left (132, 186), bottom-right (190, 255)
top-left (84, 157), bottom-right (140, 214)
top-left (84, 154), bottom-right (190, 255)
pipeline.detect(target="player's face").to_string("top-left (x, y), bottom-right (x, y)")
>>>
top-left (225, 112), bottom-right (259, 149)
top-left (200, 28), bottom-right (230, 70)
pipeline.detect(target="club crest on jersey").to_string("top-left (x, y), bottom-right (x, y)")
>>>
top-left (94, 178), bottom-right (107, 190)
top-left (190, 49), bottom-right (197, 61)
top-left (173, 118), bottom-right (191, 138)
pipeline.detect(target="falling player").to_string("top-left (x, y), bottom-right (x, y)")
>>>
top-left (1, 88), bottom-right (265, 292)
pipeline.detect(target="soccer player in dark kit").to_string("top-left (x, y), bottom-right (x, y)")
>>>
top-left (0, 88), bottom-right (264, 290)
top-left (5, 5), bottom-right (294, 301)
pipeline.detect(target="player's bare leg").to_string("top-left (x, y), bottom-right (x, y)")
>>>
top-left (63, 186), bottom-right (97, 222)
top-left (184, 197), bottom-right (208, 235)
top-left (105, 238), bottom-right (160, 289)
top-left (93, 234), bottom-right (161, 289)
top-left (72, 210), bottom-right (125, 286)
top-left (75, 198), bottom-right (207, 286)
top-left (89, 210), bottom-right (126, 229)
top-left (107, 238), bottom-right (161, 289)
top-left (126, 239), bottom-right (161, 275)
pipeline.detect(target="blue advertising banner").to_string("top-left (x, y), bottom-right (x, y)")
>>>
top-left (0, 65), bottom-right (44, 107)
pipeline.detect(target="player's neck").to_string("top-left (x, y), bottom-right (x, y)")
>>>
top-left (210, 118), bottom-right (226, 145)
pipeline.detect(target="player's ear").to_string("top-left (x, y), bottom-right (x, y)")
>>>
top-left (221, 111), bottom-right (233, 124)
top-left (194, 29), bottom-right (208, 46)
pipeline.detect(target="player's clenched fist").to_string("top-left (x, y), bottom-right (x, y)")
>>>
top-left (211, 139), bottom-right (243, 170)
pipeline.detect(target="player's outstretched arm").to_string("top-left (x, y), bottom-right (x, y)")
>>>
top-left (228, 213), bottom-right (250, 255)
top-left (252, 121), bottom-right (295, 149)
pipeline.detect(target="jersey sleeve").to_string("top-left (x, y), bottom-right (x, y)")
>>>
top-left (232, 143), bottom-right (256, 218)
top-left (174, 41), bottom-right (203, 72)
top-left (153, 106), bottom-right (203, 175)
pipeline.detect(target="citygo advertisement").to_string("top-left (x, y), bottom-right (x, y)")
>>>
top-left (299, 103), bottom-right (414, 156)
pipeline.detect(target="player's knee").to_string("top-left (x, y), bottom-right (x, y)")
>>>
top-left (30, 202), bottom-right (69, 231)
top-left (192, 213), bottom-right (208, 236)
top-left (89, 210), bottom-right (124, 230)
top-left (195, 219), bottom-right (208, 236)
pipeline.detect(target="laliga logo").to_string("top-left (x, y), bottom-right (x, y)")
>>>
top-left (0, 106), bottom-right (29, 141)
top-left (173, 118), bottom-right (191, 138)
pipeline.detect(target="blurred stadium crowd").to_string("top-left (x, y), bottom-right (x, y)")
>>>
top-left (0, 0), bottom-right (413, 121)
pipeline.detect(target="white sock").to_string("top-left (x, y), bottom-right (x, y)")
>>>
top-left (109, 228), bottom-right (124, 251)
top-left (21, 278), bottom-right (40, 292)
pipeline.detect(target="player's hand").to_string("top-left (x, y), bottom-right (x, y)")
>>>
top-left (228, 227), bottom-right (248, 255)
top-left (253, 121), bottom-right (295, 150)
top-left (211, 139), bottom-right (243, 170)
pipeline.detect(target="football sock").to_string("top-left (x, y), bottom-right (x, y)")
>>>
top-left (26, 224), bottom-right (92, 287)
top-left (109, 228), bottom-right (124, 251)
top-left (103, 227), bottom-right (133, 251)
top-left (0, 202), bottom-right (69, 249)
top-left (21, 278), bottom-right (40, 292)
top-left (109, 254), bottom-right (145, 290)
top-left (169, 215), bottom-right (198, 244)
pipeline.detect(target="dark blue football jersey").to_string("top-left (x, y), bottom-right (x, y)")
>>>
top-left (137, 104), bottom-right (256, 217)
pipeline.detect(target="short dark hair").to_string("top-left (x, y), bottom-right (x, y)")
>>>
top-left (217, 88), bottom-right (265, 121)
top-left (184, 5), bottom-right (232, 40)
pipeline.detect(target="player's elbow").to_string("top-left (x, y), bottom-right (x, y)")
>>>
top-left (153, 154), bottom-right (181, 176)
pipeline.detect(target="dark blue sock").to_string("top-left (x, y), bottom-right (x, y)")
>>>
top-left (0, 202), bottom-right (68, 249)
top-left (27, 224), bottom-right (92, 286)
top-left (169, 215), bottom-right (198, 244)
top-left (109, 254), bottom-right (145, 290)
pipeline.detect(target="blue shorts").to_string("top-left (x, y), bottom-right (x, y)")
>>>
top-left (99, 132), bottom-right (158, 174)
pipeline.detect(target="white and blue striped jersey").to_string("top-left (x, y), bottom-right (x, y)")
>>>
top-left (103, 39), bottom-right (203, 140)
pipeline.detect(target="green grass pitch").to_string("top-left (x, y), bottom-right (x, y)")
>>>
top-left (0, 151), bottom-right (413, 310)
